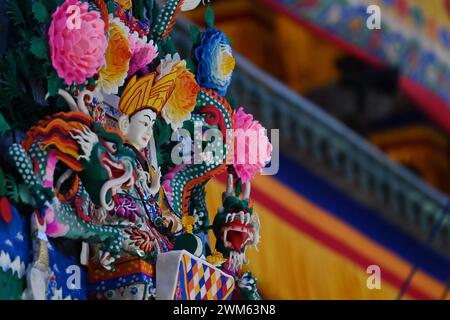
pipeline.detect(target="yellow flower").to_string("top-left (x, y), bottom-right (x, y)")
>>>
top-left (206, 250), bottom-right (227, 267)
top-left (219, 49), bottom-right (235, 78)
top-left (116, 0), bottom-right (132, 10)
top-left (157, 54), bottom-right (200, 130)
top-left (98, 19), bottom-right (132, 94)
top-left (182, 215), bottom-right (196, 234)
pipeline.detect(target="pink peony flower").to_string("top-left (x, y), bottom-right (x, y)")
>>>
top-left (128, 36), bottom-right (158, 77)
top-left (48, 0), bottom-right (108, 85)
top-left (232, 107), bottom-right (272, 183)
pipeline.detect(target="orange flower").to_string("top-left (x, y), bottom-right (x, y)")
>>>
top-left (158, 54), bottom-right (200, 129)
top-left (182, 215), bottom-right (196, 234)
top-left (98, 19), bottom-right (132, 94)
top-left (116, 0), bottom-right (132, 10)
top-left (206, 250), bottom-right (227, 267)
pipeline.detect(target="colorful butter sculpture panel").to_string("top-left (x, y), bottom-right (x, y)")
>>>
top-left (0, 0), bottom-right (271, 300)
top-left (156, 250), bottom-right (234, 300)
top-left (88, 256), bottom-right (156, 300)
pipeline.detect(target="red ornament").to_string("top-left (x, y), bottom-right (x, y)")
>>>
top-left (396, 0), bottom-right (409, 17)
top-left (0, 196), bottom-right (12, 224)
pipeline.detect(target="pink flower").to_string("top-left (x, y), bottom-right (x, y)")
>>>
top-left (48, 0), bottom-right (108, 85)
top-left (232, 107), bottom-right (272, 183)
top-left (128, 37), bottom-right (158, 77)
top-left (162, 165), bottom-right (186, 208)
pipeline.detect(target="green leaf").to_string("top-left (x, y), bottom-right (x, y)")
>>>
top-left (30, 37), bottom-right (49, 60)
top-left (47, 70), bottom-right (63, 97)
top-left (235, 179), bottom-right (242, 197)
top-left (205, 5), bottom-right (215, 29)
top-left (228, 94), bottom-right (238, 110)
top-left (32, 1), bottom-right (50, 24)
top-left (160, 37), bottom-right (177, 56)
top-left (16, 50), bottom-right (31, 80)
top-left (190, 25), bottom-right (202, 47)
top-left (1, 51), bottom-right (20, 98)
top-left (133, 0), bottom-right (145, 20)
top-left (185, 57), bottom-right (196, 73)
top-left (17, 27), bottom-right (32, 44)
top-left (18, 184), bottom-right (34, 206)
top-left (155, 118), bottom-right (172, 145)
top-left (145, 0), bottom-right (155, 24)
top-left (151, 1), bottom-right (160, 25)
top-left (0, 87), bottom-right (12, 110)
top-left (5, 175), bottom-right (19, 203)
top-left (55, 95), bottom-right (69, 110)
top-left (182, 119), bottom-right (194, 137)
top-left (106, 0), bottom-right (116, 14)
top-left (0, 168), bottom-right (6, 196)
top-left (87, 77), bottom-right (96, 87)
top-left (0, 113), bottom-right (11, 135)
top-left (160, 125), bottom-right (172, 144)
top-left (47, 0), bottom-right (64, 14)
top-left (157, 147), bottom-right (172, 171)
top-left (6, 0), bottom-right (26, 26)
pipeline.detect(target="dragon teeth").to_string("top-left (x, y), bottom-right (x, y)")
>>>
top-left (246, 213), bottom-right (251, 225)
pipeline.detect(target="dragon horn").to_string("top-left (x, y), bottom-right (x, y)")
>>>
top-left (45, 89), bottom-right (77, 112)
top-left (76, 89), bottom-right (93, 115)
top-left (243, 181), bottom-right (251, 201)
top-left (46, 89), bottom-right (91, 116)
top-left (226, 174), bottom-right (233, 195)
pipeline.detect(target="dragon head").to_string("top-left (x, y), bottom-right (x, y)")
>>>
top-left (213, 174), bottom-right (260, 271)
top-left (22, 112), bottom-right (137, 211)
top-left (73, 122), bottom-right (137, 211)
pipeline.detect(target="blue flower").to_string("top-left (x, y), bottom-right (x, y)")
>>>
top-left (195, 28), bottom-right (235, 96)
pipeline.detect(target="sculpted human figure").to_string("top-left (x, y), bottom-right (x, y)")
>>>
top-left (119, 108), bottom-right (161, 199)
top-left (109, 73), bottom-right (181, 257)
top-left (86, 73), bottom-right (182, 300)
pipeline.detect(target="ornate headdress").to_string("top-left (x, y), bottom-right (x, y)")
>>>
top-left (118, 72), bottom-right (177, 116)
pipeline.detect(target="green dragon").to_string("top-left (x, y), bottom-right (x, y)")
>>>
top-left (9, 111), bottom-right (139, 269)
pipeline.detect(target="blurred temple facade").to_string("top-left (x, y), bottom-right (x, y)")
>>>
top-left (180, 0), bottom-right (450, 299)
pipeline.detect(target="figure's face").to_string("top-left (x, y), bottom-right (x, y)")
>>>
top-left (126, 109), bottom-right (156, 150)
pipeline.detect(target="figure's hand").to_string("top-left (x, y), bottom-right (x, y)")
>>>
top-left (154, 166), bottom-right (162, 183)
top-left (149, 166), bottom-right (161, 196)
